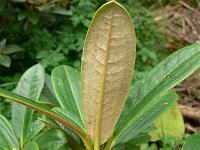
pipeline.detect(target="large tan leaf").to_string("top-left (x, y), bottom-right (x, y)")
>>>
top-left (81, 1), bottom-right (136, 145)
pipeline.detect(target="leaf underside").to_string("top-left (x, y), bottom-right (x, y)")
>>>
top-left (81, 1), bottom-right (136, 144)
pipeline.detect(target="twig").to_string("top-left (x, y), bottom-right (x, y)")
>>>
top-left (179, 1), bottom-right (200, 15)
top-left (185, 123), bottom-right (199, 132)
top-left (179, 104), bottom-right (200, 122)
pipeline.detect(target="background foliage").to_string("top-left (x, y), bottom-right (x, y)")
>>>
top-left (0, 0), bottom-right (169, 88)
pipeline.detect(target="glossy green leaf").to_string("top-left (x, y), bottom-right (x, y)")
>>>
top-left (53, 107), bottom-right (84, 130)
top-left (182, 132), bottom-right (200, 150)
top-left (149, 103), bottom-right (185, 141)
top-left (0, 39), bottom-right (6, 48)
top-left (112, 91), bottom-right (178, 146)
top-left (39, 116), bottom-right (60, 129)
top-left (113, 143), bottom-right (140, 150)
top-left (0, 55), bottom-right (11, 68)
top-left (40, 74), bottom-right (59, 107)
top-left (24, 142), bottom-right (39, 150)
top-left (11, 64), bottom-right (45, 144)
top-left (40, 141), bottom-right (70, 150)
top-left (0, 133), bottom-right (10, 149)
top-left (113, 43), bottom-right (200, 148)
top-left (35, 128), bottom-right (68, 149)
top-left (0, 115), bottom-right (19, 149)
top-left (4, 45), bottom-right (24, 55)
top-left (26, 120), bottom-right (45, 142)
top-left (55, 121), bottom-right (82, 146)
top-left (108, 133), bottom-right (150, 150)
top-left (0, 88), bottom-right (88, 146)
top-left (51, 65), bottom-right (84, 127)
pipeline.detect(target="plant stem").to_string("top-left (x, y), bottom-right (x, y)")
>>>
top-left (80, 136), bottom-right (93, 150)
top-left (94, 142), bottom-right (100, 150)
top-left (103, 137), bottom-right (114, 150)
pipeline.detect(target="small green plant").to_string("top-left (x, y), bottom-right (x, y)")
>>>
top-left (0, 64), bottom-right (70, 149)
top-left (182, 132), bottom-right (200, 150)
top-left (0, 39), bottom-right (23, 68)
top-left (0, 1), bottom-right (200, 150)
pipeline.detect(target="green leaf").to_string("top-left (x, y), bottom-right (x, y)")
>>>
top-left (0, 55), bottom-right (11, 68)
top-left (35, 128), bottom-right (68, 149)
top-left (12, 0), bottom-right (26, 2)
top-left (27, 13), bottom-right (39, 25)
top-left (40, 141), bottom-right (70, 150)
top-left (0, 0), bottom-right (6, 12)
top-left (51, 7), bottom-right (72, 16)
top-left (53, 107), bottom-right (84, 130)
top-left (0, 39), bottom-right (6, 49)
top-left (0, 133), bottom-right (10, 149)
top-left (25, 120), bottom-right (45, 142)
top-left (38, 116), bottom-right (60, 129)
top-left (24, 142), bottom-right (39, 150)
top-left (17, 11), bottom-right (28, 21)
top-left (40, 74), bottom-right (59, 107)
top-left (11, 64), bottom-right (45, 144)
top-left (149, 103), bottom-right (185, 141)
top-left (51, 65), bottom-right (84, 127)
top-left (0, 88), bottom-right (89, 147)
top-left (113, 42), bottom-right (200, 148)
top-left (108, 132), bottom-right (150, 150)
top-left (113, 91), bottom-right (178, 145)
top-left (182, 132), bottom-right (200, 150)
top-left (0, 115), bottom-right (19, 149)
top-left (4, 45), bottom-right (24, 55)
top-left (113, 143), bottom-right (140, 150)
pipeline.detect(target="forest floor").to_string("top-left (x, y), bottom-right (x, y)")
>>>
top-left (154, 0), bottom-right (200, 134)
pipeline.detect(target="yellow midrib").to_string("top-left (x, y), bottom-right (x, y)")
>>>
top-left (94, 6), bottom-right (115, 149)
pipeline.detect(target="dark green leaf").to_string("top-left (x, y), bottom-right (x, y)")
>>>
top-left (24, 142), bottom-right (39, 150)
top-left (114, 91), bottom-right (178, 145)
top-left (51, 65), bottom-right (84, 128)
top-left (182, 132), bottom-right (200, 150)
top-left (0, 55), bottom-right (11, 68)
top-left (17, 11), bottom-right (28, 21)
top-left (35, 128), bottom-right (68, 150)
top-left (52, 7), bottom-right (72, 15)
top-left (0, 39), bottom-right (6, 49)
top-left (0, 0), bottom-right (6, 12)
top-left (53, 107), bottom-right (84, 130)
top-left (4, 45), bottom-right (24, 55)
top-left (40, 74), bottom-right (59, 106)
top-left (38, 116), bottom-right (60, 129)
top-left (113, 43), bottom-right (200, 148)
top-left (0, 88), bottom-right (87, 141)
top-left (26, 120), bottom-right (45, 142)
top-left (11, 64), bottom-right (45, 144)
top-left (113, 143), bottom-right (140, 150)
top-left (28, 13), bottom-right (39, 25)
top-left (0, 115), bottom-right (19, 149)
